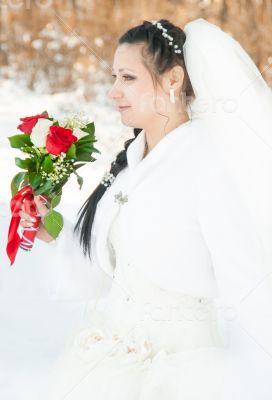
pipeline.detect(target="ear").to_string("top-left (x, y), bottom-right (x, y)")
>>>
top-left (161, 65), bottom-right (185, 95)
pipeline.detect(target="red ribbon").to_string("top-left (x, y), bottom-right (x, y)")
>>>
top-left (6, 185), bottom-right (47, 266)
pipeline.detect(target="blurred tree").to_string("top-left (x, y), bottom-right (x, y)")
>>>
top-left (0, 0), bottom-right (271, 95)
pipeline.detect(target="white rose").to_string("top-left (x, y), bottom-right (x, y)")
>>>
top-left (73, 127), bottom-right (89, 140)
top-left (118, 331), bottom-right (153, 362)
top-left (73, 325), bottom-right (113, 361)
top-left (30, 118), bottom-right (52, 147)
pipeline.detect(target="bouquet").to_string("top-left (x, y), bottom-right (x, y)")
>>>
top-left (6, 111), bottom-right (100, 266)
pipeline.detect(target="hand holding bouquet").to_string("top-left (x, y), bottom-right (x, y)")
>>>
top-left (6, 111), bottom-right (100, 266)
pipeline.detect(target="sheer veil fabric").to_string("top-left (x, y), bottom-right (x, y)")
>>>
top-left (183, 18), bottom-right (272, 282)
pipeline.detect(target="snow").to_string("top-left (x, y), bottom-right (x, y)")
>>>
top-left (31, 39), bottom-right (43, 50)
top-left (0, 78), bottom-right (132, 399)
top-left (94, 37), bottom-right (104, 48)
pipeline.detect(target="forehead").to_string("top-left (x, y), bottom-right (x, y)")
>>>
top-left (112, 43), bottom-right (144, 73)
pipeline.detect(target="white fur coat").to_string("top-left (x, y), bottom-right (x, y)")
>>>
top-left (47, 118), bottom-right (272, 361)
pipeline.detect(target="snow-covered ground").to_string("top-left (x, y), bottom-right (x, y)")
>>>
top-left (0, 79), bottom-right (132, 399)
top-left (1, 79), bottom-right (272, 400)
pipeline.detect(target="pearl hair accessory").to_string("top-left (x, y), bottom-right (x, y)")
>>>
top-left (101, 171), bottom-right (115, 189)
top-left (151, 20), bottom-right (182, 54)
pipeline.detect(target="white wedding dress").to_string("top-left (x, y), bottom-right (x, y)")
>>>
top-left (47, 197), bottom-right (227, 400)
top-left (43, 18), bottom-right (272, 398)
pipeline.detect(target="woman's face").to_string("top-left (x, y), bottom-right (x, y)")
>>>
top-left (108, 43), bottom-right (170, 129)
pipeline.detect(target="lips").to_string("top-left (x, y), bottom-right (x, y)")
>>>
top-left (118, 106), bottom-right (131, 112)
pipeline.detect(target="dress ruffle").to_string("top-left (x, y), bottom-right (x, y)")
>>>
top-left (47, 309), bottom-right (226, 400)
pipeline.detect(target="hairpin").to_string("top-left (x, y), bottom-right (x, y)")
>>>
top-left (151, 20), bottom-right (182, 54)
top-left (101, 171), bottom-right (115, 189)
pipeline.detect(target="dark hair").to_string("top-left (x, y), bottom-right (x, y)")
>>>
top-left (74, 19), bottom-right (195, 260)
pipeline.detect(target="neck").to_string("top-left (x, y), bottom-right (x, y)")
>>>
top-left (144, 112), bottom-right (190, 156)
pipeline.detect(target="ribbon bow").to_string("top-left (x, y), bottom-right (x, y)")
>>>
top-left (6, 185), bottom-right (45, 266)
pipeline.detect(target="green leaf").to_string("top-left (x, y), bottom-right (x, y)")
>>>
top-left (43, 210), bottom-right (63, 239)
top-left (50, 194), bottom-right (62, 208)
top-left (49, 188), bottom-right (62, 201)
top-left (75, 135), bottom-right (101, 162)
top-left (8, 134), bottom-right (32, 149)
top-left (76, 140), bottom-right (101, 155)
top-left (14, 156), bottom-right (36, 172)
top-left (81, 122), bottom-right (95, 135)
top-left (33, 180), bottom-right (53, 196)
top-left (73, 171), bottom-right (83, 190)
top-left (38, 147), bottom-right (49, 154)
top-left (41, 155), bottom-right (53, 173)
top-left (73, 162), bottom-right (87, 170)
top-left (75, 135), bottom-right (94, 146)
top-left (20, 146), bottom-right (36, 155)
top-left (75, 152), bottom-right (96, 162)
top-left (15, 157), bottom-right (34, 171)
top-left (66, 143), bottom-right (76, 160)
top-left (32, 147), bottom-right (42, 158)
top-left (29, 172), bottom-right (42, 189)
top-left (10, 172), bottom-right (27, 196)
top-left (91, 147), bottom-right (101, 154)
top-left (51, 177), bottom-right (68, 195)
top-left (77, 176), bottom-right (83, 189)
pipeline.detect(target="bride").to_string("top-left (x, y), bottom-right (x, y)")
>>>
top-left (19, 18), bottom-right (272, 399)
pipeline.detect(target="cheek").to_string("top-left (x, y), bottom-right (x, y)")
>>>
top-left (131, 82), bottom-right (158, 113)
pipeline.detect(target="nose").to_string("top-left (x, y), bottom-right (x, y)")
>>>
top-left (107, 80), bottom-right (123, 100)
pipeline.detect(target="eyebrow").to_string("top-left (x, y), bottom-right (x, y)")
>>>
top-left (111, 68), bottom-right (136, 73)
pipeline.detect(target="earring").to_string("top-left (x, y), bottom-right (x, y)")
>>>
top-left (169, 88), bottom-right (175, 104)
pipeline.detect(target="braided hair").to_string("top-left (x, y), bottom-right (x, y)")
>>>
top-left (74, 19), bottom-right (195, 260)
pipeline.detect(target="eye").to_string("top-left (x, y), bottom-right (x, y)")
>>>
top-left (111, 74), bottom-right (135, 81)
top-left (122, 75), bottom-right (135, 81)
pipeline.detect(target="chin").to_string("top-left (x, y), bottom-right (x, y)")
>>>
top-left (120, 118), bottom-right (136, 128)
top-left (121, 116), bottom-right (143, 129)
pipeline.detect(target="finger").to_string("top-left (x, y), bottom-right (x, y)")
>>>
top-left (18, 210), bottom-right (37, 222)
top-left (20, 220), bottom-right (35, 228)
top-left (34, 196), bottom-right (50, 218)
top-left (38, 195), bottom-right (48, 205)
top-left (20, 202), bottom-right (38, 216)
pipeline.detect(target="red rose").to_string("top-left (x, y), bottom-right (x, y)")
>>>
top-left (17, 113), bottom-right (49, 134)
top-left (46, 125), bottom-right (78, 155)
